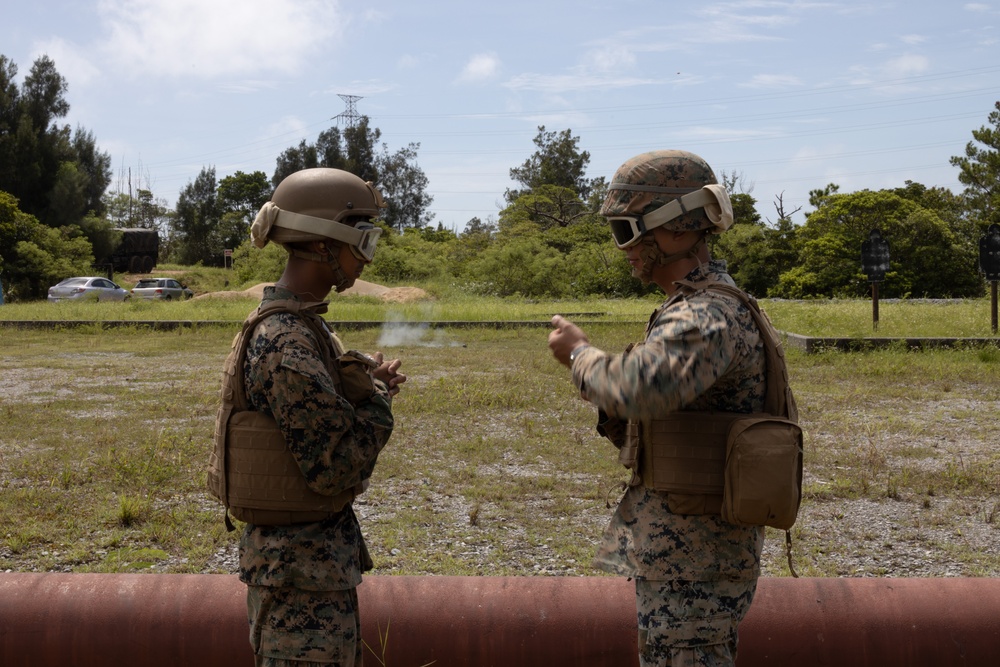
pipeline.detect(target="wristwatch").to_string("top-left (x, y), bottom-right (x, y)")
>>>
top-left (569, 344), bottom-right (590, 364)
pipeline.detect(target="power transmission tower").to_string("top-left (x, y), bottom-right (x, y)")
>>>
top-left (333, 94), bottom-right (363, 128)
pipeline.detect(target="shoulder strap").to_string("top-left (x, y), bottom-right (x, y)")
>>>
top-left (230, 299), bottom-right (340, 411)
top-left (675, 280), bottom-right (797, 421)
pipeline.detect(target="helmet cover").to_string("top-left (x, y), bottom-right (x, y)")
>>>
top-left (600, 150), bottom-right (719, 232)
top-left (251, 168), bottom-right (385, 249)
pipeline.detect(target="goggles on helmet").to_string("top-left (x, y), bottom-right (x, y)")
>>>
top-left (606, 186), bottom-right (717, 249)
top-left (346, 223), bottom-right (382, 262)
top-left (274, 208), bottom-right (382, 261)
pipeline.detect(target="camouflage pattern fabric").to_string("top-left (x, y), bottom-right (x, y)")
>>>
top-left (569, 261), bottom-right (766, 664)
top-left (600, 150), bottom-right (717, 231)
top-left (635, 578), bottom-right (756, 667)
top-left (247, 584), bottom-right (361, 666)
top-left (237, 286), bottom-right (393, 663)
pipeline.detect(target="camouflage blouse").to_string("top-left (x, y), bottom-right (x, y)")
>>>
top-left (237, 286), bottom-right (393, 591)
top-left (571, 261), bottom-right (766, 581)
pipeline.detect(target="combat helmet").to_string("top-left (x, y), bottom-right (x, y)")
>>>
top-left (600, 150), bottom-right (733, 283)
top-left (250, 168), bottom-right (387, 291)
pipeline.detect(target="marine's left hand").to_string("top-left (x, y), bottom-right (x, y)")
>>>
top-left (371, 352), bottom-right (406, 396)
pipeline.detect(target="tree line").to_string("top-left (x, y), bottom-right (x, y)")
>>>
top-left (1, 53), bottom-right (999, 301)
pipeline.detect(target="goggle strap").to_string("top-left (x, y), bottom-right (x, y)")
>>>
top-left (274, 208), bottom-right (368, 248)
top-left (608, 184), bottom-right (700, 195)
top-left (641, 188), bottom-right (715, 230)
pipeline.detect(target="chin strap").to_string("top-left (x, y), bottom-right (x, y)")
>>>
top-left (635, 233), bottom-right (707, 284)
top-left (288, 246), bottom-right (353, 293)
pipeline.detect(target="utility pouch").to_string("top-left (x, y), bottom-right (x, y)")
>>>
top-left (620, 422), bottom-right (642, 487)
top-left (337, 350), bottom-right (378, 405)
top-left (721, 415), bottom-right (803, 530)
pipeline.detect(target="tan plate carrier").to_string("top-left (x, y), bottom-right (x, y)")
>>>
top-left (620, 281), bottom-right (803, 531)
top-left (207, 299), bottom-right (360, 528)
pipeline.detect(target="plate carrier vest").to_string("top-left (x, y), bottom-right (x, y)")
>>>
top-left (617, 281), bottom-right (803, 528)
top-left (207, 298), bottom-right (362, 529)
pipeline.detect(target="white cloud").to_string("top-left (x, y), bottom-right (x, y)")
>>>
top-left (32, 37), bottom-right (101, 86)
top-left (504, 72), bottom-right (656, 94)
top-left (739, 73), bottom-right (803, 89)
top-left (95, 0), bottom-right (342, 79)
top-left (581, 45), bottom-right (636, 74)
top-left (456, 53), bottom-right (501, 84)
top-left (682, 125), bottom-right (783, 142)
top-left (882, 53), bottom-right (930, 78)
top-left (261, 114), bottom-right (311, 143)
top-left (397, 54), bottom-right (420, 70)
top-left (847, 53), bottom-right (931, 90)
top-left (964, 3), bottom-right (991, 12)
top-left (899, 34), bottom-right (927, 45)
top-left (217, 80), bottom-right (280, 94)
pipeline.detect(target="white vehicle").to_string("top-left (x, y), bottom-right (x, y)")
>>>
top-left (130, 277), bottom-right (194, 301)
top-left (48, 277), bottom-right (131, 302)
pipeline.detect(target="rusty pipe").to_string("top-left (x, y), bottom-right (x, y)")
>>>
top-left (1, 574), bottom-right (999, 666)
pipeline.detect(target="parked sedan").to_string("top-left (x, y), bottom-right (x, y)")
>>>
top-left (48, 277), bottom-right (131, 302)
top-left (130, 277), bottom-right (194, 301)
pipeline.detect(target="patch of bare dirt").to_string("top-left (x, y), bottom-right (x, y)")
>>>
top-left (195, 280), bottom-right (430, 303)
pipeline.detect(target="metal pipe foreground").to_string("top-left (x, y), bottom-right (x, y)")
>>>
top-left (2, 574), bottom-right (999, 666)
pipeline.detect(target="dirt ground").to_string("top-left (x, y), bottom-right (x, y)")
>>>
top-left (194, 279), bottom-right (429, 303)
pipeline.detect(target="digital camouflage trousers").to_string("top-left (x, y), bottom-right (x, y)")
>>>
top-left (635, 577), bottom-right (758, 667)
top-left (247, 584), bottom-right (362, 667)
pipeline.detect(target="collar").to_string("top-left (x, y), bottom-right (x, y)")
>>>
top-left (262, 285), bottom-right (329, 315)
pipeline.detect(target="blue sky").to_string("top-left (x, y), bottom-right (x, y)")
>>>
top-left (3, 1), bottom-right (998, 231)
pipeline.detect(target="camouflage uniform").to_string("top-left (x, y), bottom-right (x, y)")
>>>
top-left (571, 261), bottom-right (766, 667)
top-left (238, 285), bottom-right (393, 667)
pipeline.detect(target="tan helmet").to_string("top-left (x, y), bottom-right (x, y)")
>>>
top-left (251, 168), bottom-right (386, 261)
top-left (601, 150), bottom-right (733, 249)
top-left (250, 168), bottom-right (387, 292)
top-left (272, 168), bottom-right (385, 223)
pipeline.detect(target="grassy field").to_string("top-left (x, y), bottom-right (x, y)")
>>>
top-left (4, 264), bottom-right (999, 338)
top-left (1, 296), bottom-right (999, 579)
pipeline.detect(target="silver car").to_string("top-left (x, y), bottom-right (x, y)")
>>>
top-left (48, 277), bottom-right (131, 302)
top-left (130, 277), bottom-right (194, 301)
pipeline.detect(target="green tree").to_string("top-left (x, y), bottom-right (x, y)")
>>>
top-left (364, 225), bottom-right (454, 285)
top-left (343, 117), bottom-right (380, 183)
top-left (103, 187), bottom-right (170, 231)
top-left (506, 126), bottom-right (596, 203)
top-left (271, 120), bottom-right (432, 233)
top-left (772, 189), bottom-right (980, 298)
top-left (47, 161), bottom-right (88, 228)
top-left (272, 139), bottom-right (319, 187)
top-left (808, 183), bottom-right (840, 209)
top-left (0, 54), bottom-right (110, 228)
top-left (232, 237), bottom-right (286, 286)
top-left (463, 235), bottom-right (569, 297)
top-left (709, 188), bottom-right (802, 296)
top-left (0, 191), bottom-right (92, 300)
top-left (218, 170), bottom-right (271, 225)
top-left (449, 217), bottom-right (496, 272)
top-left (315, 126), bottom-right (345, 168)
top-left (499, 184), bottom-right (588, 234)
top-left (72, 128), bottom-right (112, 217)
top-left (376, 142), bottom-right (434, 231)
top-left (216, 171), bottom-right (271, 253)
top-left (17, 55), bottom-right (73, 218)
top-left (712, 223), bottom-right (777, 296)
top-left (173, 166), bottom-right (221, 265)
top-left (950, 100), bottom-right (1000, 229)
